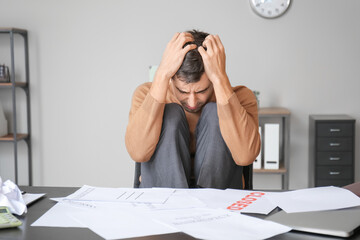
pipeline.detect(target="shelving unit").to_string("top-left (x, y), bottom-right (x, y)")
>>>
top-left (0, 28), bottom-right (32, 185)
top-left (255, 107), bottom-right (290, 190)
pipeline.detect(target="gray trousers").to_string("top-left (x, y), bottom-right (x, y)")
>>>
top-left (140, 103), bottom-right (243, 189)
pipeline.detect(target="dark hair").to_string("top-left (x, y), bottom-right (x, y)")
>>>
top-left (174, 30), bottom-right (209, 83)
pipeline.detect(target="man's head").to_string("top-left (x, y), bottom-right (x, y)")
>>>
top-left (172, 30), bottom-right (214, 113)
top-left (173, 30), bottom-right (209, 83)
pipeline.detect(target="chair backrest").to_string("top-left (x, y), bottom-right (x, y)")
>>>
top-left (243, 164), bottom-right (253, 190)
top-left (133, 162), bottom-right (253, 190)
top-left (134, 162), bottom-right (141, 188)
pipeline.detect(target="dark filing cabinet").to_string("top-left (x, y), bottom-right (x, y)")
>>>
top-left (309, 115), bottom-right (355, 187)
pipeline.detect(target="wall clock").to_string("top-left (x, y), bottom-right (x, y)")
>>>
top-left (250, 0), bottom-right (291, 19)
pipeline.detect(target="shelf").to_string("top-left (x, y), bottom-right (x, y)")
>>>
top-left (0, 134), bottom-right (28, 142)
top-left (253, 167), bottom-right (287, 174)
top-left (0, 28), bottom-right (27, 34)
top-left (259, 107), bottom-right (290, 116)
top-left (0, 27), bottom-right (32, 186)
top-left (257, 109), bottom-right (290, 189)
top-left (0, 82), bottom-right (28, 88)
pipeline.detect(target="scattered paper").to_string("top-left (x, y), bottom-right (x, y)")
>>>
top-left (64, 185), bottom-right (174, 204)
top-left (23, 193), bottom-right (46, 206)
top-left (152, 208), bottom-right (291, 240)
top-left (266, 186), bottom-right (360, 213)
top-left (33, 185), bottom-right (360, 239)
top-left (32, 197), bottom-right (146, 228)
top-left (31, 201), bottom-right (89, 227)
top-left (69, 208), bottom-right (179, 240)
top-left (186, 188), bottom-right (276, 214)
top-left (0, 177), bottom-right (27, 215)
top-left (224, 189), bottom-right (277, 214)
top-left (133, 189), bottom-right (206, 211)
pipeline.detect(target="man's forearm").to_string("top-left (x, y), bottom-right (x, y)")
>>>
top-left (217, 90), bottom-right (261, 166)
top-left (149, 70), bottom-right (170, 103)
top-left (125, 87), bottom-right (165, 163)
top-left (211, 75), bottom-right (234, 105)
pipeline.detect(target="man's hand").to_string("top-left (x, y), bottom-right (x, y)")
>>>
top-left (157, 32), bottom-right (197, 81)
top-left (198, 35), bottom-right (228, 85)
top-left (150, 32), bottom-right (197, 103)
top-left (198, 35), bottom-right (233, 105)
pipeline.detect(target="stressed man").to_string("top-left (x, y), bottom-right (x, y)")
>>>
top-left (125, 30), bottom-right (260, 189)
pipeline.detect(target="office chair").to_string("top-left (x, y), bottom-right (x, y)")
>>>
top-left (133, 162), bottom-right (253, 190)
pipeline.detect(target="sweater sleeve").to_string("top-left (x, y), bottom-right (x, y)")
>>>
top-left (125, 83), bottom-right (165, 162)
top-left (217, 86), bottom-right (261, 166)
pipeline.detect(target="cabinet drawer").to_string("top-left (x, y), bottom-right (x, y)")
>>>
top-left (316, 179), bottom-right (353, 187)
top-left (316, 166), bottom-right (353, 180)
top-left (317, 123), bottom-right (353, 137)
top-left (316, 152), bottom-right (352, 165)
top-left (317, 138), bottom-right (352, 151)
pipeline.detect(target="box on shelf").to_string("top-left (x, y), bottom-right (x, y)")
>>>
top-left (0, 102), bottom-right (8, 137)
top-left (253, 126), bottom-right (262, 169)
top-left (264, 123), bottom-right (280, 169)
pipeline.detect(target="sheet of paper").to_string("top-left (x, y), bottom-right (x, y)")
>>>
top-left (152, 208), bottom-right (291, 240)
top-left (23, 193), bottom-right (46, 205)
top-left (266, 186), bottom-right (360, 213)
top-left (33, 197), bottom-right (157, 228)
top-left (132, 189), bottom-right (206, 211)
top-left (185, 188), bottom-right (276, 214)
top-left (64, 185), bottom-right (175, 203)
top-left (33, 194), bottom-right (184, 229)
top-left (69, 208), bottom-right (179, 240)
top-left (224, 189), bottom-right (277, 214)
top-left (31, 201), bottom-right (89, 227)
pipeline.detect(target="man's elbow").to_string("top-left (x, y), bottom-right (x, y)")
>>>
top-left (125, 137), bottom-right (152, 163)
top-left (127, 150), bottom-right (151, 163)
top-left (234, 153), bottom-right (257, 166)
top-left (233, 144), bottom-right (260, 166)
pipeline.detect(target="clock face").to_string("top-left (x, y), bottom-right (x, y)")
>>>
top-left (250, 0), bottom-right (291, 18)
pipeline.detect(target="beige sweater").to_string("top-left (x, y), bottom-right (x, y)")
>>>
top-left (125, 81), bottom-right (260, 166)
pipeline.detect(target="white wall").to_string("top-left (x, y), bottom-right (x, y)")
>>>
top-left (0, 0), bottom-right (359, 189)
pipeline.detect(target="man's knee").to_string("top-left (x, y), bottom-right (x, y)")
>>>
top-left (163, 103), bottom-right (187, 130)
top-left (203, 102), bottom-right (216, 111)
top-left (203, 102), bottom-right (217, 116)
top-left (200, 102), bottom-right (219, 127)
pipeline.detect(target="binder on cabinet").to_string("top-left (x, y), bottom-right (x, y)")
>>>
top-left (264, 123), bottom-right (280, 169)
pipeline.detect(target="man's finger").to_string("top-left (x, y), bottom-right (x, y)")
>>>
top-left (213, 35), bottom-right (224, 51)
top-left (203, 37), bottom-right (214, 54)
top-left (174, 34), bottom-right (194, 48)
top-left (182, 44), bottom-right (197, 54)
top-left (198, 46), bottom-right (207, 58)
top-left (176, 32), bottom-right (193, 41)
top-left (182, 32), bottom-right (195, 38)
top-left (183, 36), bottom-right (195, 44)
top-left (171, 32), bottom-right (192, 44)
top-left (170, 32), bottom-right (181, 42)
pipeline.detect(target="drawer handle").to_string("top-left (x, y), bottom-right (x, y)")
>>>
top-left (329, 157), bottom-right (341, 161)
top-left (329, 171), bottom-right (340, 175)
top-left (329, 143), bottom-right (341, 147)
top-left (330, 128), bottom-right (341, 132)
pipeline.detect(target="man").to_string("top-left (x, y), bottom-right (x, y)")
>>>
top-left (125, 30), bottom-right (260, 189)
